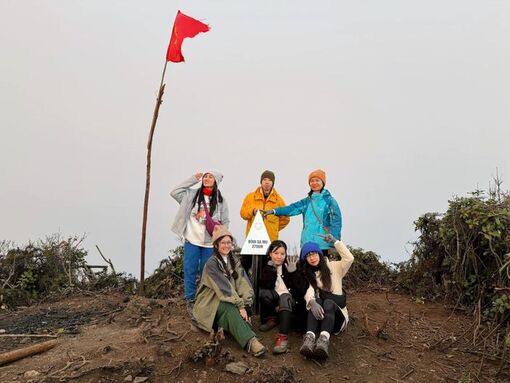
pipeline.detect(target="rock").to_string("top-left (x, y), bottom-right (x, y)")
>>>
top-left (100, 345), bottom-right (113, 354)
top-left (133, 377), bottom-right (149, 383)
top-left (24, 371), bottom-right (40, 378)
top-left (123, 375), bottom-right (133, 382)
top-left (225, 361), bottom-right (249, 375)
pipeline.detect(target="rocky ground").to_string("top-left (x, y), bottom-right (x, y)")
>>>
top-left (0, 289), bottom-right (508, 383)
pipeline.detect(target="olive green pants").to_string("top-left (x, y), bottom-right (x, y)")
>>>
top-left (215, 302), bottom-right (255, 348)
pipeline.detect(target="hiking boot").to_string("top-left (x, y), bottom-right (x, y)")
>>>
top-left (313, 333), bottom-right (330, 359)
top-left (273, 333), bottom-right (289, 354)
top-left (259, 317), bottom-right (278, 332)
top-left (247, 337), bottom-right (266, 357)
top-left (186, 301), bottom-right (194, 317)
top-left (299, 332), bottom-right (315, 357)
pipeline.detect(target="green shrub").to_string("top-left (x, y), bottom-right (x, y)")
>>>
top-left (404, 187), bottom-right (510, 326)
top-left (0, 234), bottom-right (135, 308)
top-left (144, 245), bottom-right (184, 299)
top-left (343, 246), bottom-right (394, 289)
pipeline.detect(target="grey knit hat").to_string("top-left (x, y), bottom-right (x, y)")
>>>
top-left (203, 170), bottom-right (223, 185)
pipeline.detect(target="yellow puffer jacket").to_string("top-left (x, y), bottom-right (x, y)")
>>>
top-left (240, 187), bottom-right (290, 242)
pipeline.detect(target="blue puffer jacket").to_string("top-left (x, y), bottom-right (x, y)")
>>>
top-left (273, 189), bottom-right (342, 249)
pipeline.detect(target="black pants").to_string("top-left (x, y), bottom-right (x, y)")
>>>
top-left (259, 290), bottom-right (294, 335)
top-left (306, 291), bottom-right (347, 334)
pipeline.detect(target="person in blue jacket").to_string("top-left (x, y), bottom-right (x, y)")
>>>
top-left (262, 169), bottom-right (341, 256)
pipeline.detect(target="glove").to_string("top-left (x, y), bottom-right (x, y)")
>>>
top-left (321, 233), bottom-right (338, 244)
top-left (309, 299), bottom-right (325, 320)
top-left (260, 209), bottom-right (275, 218)
top-left (285, 255), bottom-right (298, 273)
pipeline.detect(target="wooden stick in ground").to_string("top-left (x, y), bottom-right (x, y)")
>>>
top-left (140, 60), bottom-right (168, 296)
top-left (0, 340), bottom-right (58, 366)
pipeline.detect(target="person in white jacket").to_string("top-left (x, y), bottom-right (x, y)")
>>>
top-left (299, 234), bottom-right (354, 359)
top-left (170, 171), bottom-right (229, 314)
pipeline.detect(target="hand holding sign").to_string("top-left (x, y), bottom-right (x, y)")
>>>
top-left (260, 209), bottom-right (274, 218)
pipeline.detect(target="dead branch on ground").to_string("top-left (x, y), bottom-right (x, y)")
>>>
top-left (0, 340), bottom-right (58, 366)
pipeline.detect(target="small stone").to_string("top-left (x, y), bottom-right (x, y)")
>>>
top-left (24, 371), bottom-right (40, 378)
top-left (100, 345), bottom-right (113, 354)
top-left (123, 375), bottom-right (133, 382)
top-left (343, 376), bottom-right (350, 380)
top-left (225, 361), bottom-right (249, 375)
top-left (133, 377), bottom-right (148, 383)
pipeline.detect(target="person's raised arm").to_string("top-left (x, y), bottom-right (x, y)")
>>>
top-left (170, 173), bottom-right (202, 203)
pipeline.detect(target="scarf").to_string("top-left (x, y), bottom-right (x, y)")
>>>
top-left (202, 187), bottom-right (213, 196)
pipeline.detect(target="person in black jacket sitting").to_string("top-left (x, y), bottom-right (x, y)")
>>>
top-left (259, 240), bottom-right (309, 354)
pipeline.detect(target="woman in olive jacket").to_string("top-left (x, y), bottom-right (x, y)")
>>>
top-left (192, 226), bottom-right (266, 357)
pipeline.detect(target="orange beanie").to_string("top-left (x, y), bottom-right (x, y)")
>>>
top-left (308, 169), bottom-right (326, 185)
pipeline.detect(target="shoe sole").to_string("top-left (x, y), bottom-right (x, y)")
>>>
top-left (251, 349), bottom-right (266, 357)
top-left (299, 345), bottom-right (314, 358)
top-left (313, 347), bottom-right (329, 359)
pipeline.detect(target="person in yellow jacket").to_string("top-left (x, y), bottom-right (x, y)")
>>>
top-left (239, 170), bottom-right (290, 275)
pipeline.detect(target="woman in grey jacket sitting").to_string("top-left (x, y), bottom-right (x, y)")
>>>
top-left (171, 171), bottom-right (229, 314)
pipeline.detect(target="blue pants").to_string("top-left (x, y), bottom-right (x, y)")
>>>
top-left (184, 241), bottom-right (214, 301)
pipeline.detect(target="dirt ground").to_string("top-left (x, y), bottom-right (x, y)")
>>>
top-left (0, 289), bottom-right (508, 383)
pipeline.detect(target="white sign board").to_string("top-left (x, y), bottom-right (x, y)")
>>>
top-left (240, 210), bottom-right (271, 255)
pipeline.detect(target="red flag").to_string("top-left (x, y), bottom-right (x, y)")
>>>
top-left (166, 10), bottom-right (209, 63)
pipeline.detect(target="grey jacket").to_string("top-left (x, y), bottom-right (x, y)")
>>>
top-left (170, 175), bottom-right (230, 240)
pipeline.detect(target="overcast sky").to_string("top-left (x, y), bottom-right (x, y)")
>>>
top-left (1, 1), bottom-right (509, 278)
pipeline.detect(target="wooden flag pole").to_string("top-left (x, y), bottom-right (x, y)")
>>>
top-left (140, 60), bottom-right (168, 295)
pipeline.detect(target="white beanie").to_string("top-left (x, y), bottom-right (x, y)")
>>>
top-left (203, 170), bottom-right (223, 185)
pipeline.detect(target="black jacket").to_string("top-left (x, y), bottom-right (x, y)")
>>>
top-left (259, 262), bottom-right (309, 302)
